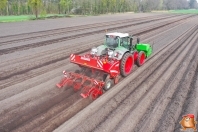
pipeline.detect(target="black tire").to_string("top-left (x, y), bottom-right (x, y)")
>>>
top-left (120, 53), bottom-right (134, 77)
top-left (137, 51), bottom-right (146, 67)
top-left (103, 76), bottom-right (114, 91)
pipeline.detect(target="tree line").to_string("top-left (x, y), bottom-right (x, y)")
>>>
top-left (0, 0), bottom-right (197, 17)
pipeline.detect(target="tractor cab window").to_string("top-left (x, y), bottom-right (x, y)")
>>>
top-left (105, 35), bottom-right (119, 48)
top-left (120, 37), bottom-right (130, 49)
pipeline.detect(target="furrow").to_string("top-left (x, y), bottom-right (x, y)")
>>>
top-left (134, 32), bottom-right (198, 132)
top-left (8, 21), bottom-right (195, 131)
top-left (32, 98), bottom-right (92, 132)
top-left (11, 91), bottom-right (83, 132)
top-left (155, 40), bottom-right (198, 132)
top-left (0, 15), bottom-right (191, 56)
top-left (70, 25), bottom-right (198, 132)
top-left (0, 14), bottom-right (166, 44)
top-left (54, 22), bottom-right (197, 132)
top-left (0, 16), bottom-right (193, 89)
top-left (0, 14), bottom-right (197, 132)
top-left (0, 39), bottom-right (99, 81)
top-left (174, 65), bottom-right (198, 132)
top-left (0, 17), bottom-right (192, 104)
top-left (92, 26), bottom-right (198, 132)
top-left (0, 88), bottom-right (72, 131)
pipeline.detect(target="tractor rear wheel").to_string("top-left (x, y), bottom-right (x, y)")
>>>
top-left (137, 51), bottom-right (146, 67)
top-left (133, 51), bottom-right (138, 62)
top-left (120, 53), bottom-right (134, 77)
top-left (103, 75), bottom-right (114, 91)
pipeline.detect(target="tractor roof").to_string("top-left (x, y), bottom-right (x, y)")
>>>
top-left (106, 32), bottom-right (129, 38)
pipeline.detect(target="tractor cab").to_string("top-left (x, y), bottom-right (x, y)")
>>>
top-left (105, 32), bottom-right (134, 51)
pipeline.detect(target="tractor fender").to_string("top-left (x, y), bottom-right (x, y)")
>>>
top-left (113, 48), bottom-right (129, 60)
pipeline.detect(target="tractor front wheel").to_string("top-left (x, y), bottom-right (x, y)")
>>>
top-left (120, 53), bottom-right (134, 77)
top-left (137, 51), bottom-right (146, 67)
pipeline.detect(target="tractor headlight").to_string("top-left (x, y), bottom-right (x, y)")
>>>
top-left (114, 52), bottom-right (119, 57)
top-left (108, 50), bottom-right (114, 57)
top-left (90, 47), bottom-right (98, 55)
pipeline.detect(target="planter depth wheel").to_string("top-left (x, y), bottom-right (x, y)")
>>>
top-left (103, 75), bottom-right (114, 91)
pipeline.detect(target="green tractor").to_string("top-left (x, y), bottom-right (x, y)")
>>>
top-left (94, 32), bottom-right (153, 77)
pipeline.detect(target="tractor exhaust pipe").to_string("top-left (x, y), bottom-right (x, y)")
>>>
top-left (129, 37), bottom-right (133, 51)
top-left (137, 37), bottom-right (140, 44)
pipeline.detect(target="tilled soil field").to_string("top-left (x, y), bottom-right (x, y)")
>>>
top-left (0, 13), bottom-right (198, 132)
